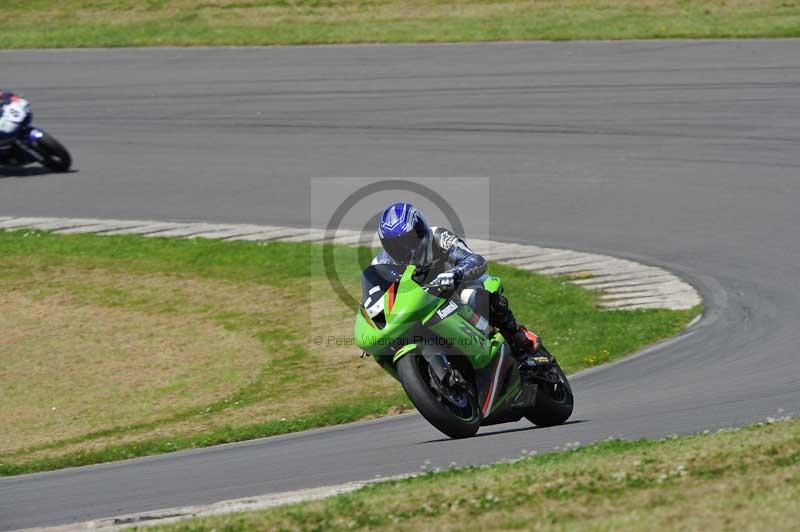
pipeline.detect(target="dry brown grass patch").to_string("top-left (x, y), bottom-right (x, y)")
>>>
top-left (0, 269), bottom-right (278, 454)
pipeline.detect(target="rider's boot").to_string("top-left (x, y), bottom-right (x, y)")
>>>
top-left (489, 290), bottom-right (541, 368)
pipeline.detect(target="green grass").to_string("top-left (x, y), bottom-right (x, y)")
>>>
top-left (147, 417), bottom-right (800, 531)
top-left (0, 229), bottom-right (697, 475)
top-left (2, 1), bottom-right (800, 49)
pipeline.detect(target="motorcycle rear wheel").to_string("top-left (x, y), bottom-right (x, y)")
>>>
top-left (397, 354), bottom-right (480, 439)
top-left (34, 132), bottom-right (72, 172)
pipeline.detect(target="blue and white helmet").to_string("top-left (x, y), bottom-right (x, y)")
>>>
top-left (378, 202), bottom-right (430, 265)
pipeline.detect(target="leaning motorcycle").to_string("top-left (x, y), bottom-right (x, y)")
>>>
top-left (355, 264), bottom-right (573, 439)
top-left (1, 97), bottom-right (71, 172)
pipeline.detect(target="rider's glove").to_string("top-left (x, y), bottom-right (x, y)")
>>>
top-left (432, 269), bottom-right (461, 288)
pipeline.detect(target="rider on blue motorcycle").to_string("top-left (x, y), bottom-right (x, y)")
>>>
top-left (374, 202), bottom-right (541, 363)
top-left (0, 91), bottom-right (33, 165)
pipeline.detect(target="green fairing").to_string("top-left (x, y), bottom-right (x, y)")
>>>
top-left (354, 266), bottom-right (440, 357)
top-left (355, 265), bottom-right (503, 372)
top-left (426, 312), bottom-right (496, 369)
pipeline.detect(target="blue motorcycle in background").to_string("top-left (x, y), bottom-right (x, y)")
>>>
top-left (0, 94), bottom-right (72, 173)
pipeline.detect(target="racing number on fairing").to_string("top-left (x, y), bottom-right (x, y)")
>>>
top-left (0, 99), bottom-right (30, 134)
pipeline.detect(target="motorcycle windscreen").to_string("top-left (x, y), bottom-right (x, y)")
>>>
top-left (360, 264), bottom-right (404, 326)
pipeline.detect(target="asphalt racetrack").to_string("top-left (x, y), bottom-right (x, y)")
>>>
top-left (1, 40), bottom-right (799, 529)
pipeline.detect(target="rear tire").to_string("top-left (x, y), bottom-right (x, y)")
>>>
top-left (525, 363), bottom-right (574, 427)
top-left (397, 354), bottom-right (480, 439)
top-left (34, 132), bottom-right (71, 172)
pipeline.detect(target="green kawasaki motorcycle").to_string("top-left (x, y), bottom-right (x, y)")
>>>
top-left (355, 264), bottom-right (574, 439)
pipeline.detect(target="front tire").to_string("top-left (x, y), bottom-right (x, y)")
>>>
top-left (34, 132), bottom-right (72, 172)
top-left (397, 354), bottom-right (480, 439)
top-left (525, 363), bottom-right (574, 427)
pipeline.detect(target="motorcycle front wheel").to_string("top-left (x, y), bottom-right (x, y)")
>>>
top-left (397, 354), bottom-right (480, 439)
top-left (34, 132), bottom-right (72, 172)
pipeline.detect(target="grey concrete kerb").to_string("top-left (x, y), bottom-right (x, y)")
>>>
top-left (0, 216), bottom-right (700, 310)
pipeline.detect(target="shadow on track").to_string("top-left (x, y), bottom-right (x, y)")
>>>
top-left (0, 165), bottom-right (76, 178)
top-left (418, 419), bottom-right (589, 444)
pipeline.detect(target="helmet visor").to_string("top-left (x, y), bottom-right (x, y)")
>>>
top-left (381, 230), bottom-right (426, 264)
